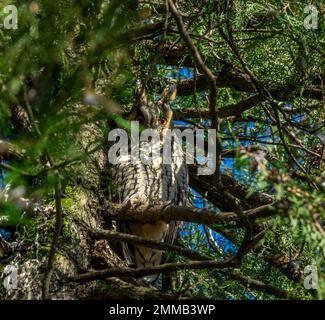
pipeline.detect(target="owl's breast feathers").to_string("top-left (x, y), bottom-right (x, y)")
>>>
top-left (113, 134), bottom-right (188, 281)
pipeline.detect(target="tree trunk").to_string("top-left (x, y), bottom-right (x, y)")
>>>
top-left (1, 123), bottom-right (172, 300)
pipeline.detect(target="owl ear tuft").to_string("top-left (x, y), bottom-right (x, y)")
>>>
top-left (135, 80), bottom-right (148, 106)
top-left (160, 80), bottom-right (177, 104)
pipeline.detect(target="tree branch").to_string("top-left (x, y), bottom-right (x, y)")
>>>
top-left (84, 226), bottom-right (211, 261)
top-left (71, 258), bottom-right (238, 283)
top-left (222, 270), bottom-right (290, 298)
top-left (109, 203), bottom-right (277, 225)
top-left (0, 140), bottom-right (23, 160)
top-left (167, 0), bottom-right (222, 183)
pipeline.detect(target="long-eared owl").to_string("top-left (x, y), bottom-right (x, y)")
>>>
top-left (112, 83), bottom-right (188, 282)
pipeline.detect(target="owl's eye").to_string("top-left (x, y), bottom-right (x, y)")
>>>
top-left (160, 119), bottom-right (167, 125)
top-left (136, 116), bottom-right (144, 122)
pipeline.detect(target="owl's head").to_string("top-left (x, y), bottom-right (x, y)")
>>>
top-left (129, 81), bottom-right (177, 130)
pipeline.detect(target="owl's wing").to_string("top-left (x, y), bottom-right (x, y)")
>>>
top-left (161, 220), bottom-right (180, 265)
top-left (163, 158), bottom-right (188, 262)
top-left (119, 221), bottom-right (136, 267)
top-left (164, 220), bottom-right (178, 246)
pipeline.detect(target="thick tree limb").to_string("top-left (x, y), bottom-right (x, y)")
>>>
top-left (174, 87), bottom-right (300, 119)
top-left (174, 94), bottom-right (264, 119)
top-left (158, 40), bottom-right (323, 101)
top-left (177, 74), bottom-right (322, 100)
top-left (177, 70), bottom-right (255, 96)
top-left (109, 203), bottom-right (277, 225)
top-left (128, 22), bottom-right (165, 42)
top-left (88, 277), bottom-right (182, 300)
top-left (188, 166), bottom-right (274, 210)
top-left (86, 227), bottom-right (211, 261)
top-left (71, 258), bottom-right (238, 283)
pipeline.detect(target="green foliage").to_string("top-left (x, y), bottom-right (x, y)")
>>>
top-left (0, 0), bottom-right (324, 300)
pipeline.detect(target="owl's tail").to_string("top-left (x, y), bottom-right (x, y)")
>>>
top-left (127, 220), bottom-right (170, 283)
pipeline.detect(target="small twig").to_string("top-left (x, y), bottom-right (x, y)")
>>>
top-left (221, 269), bottom-right (291, 299)
top-left (218, 24), bottom-right (318, 189)
top-left (167, 0), bottom-right (222, 183)
top-left (0, 162), bottom-right (34, 177)
top-left (23, 94), bottom-right (64, 300)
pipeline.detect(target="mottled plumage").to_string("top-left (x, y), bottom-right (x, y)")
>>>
top-left (112, 84), bottom-right (188, 281)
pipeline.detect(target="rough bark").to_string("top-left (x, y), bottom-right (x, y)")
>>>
top-left (0, 123), bottom-right (171, 300)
